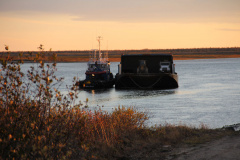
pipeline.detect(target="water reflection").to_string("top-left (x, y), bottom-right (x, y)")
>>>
top-left (118, 89), bottom-right (177, 99)
top-left (82, 88), bottom-right (176, 97)
top-left (81, 88), bottom-right (113, 94)
top-left (78, 88), bottom-right (177, 107)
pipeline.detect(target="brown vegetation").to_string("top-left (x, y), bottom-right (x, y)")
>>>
top-left (0, 48), bottom-right (149, 159)
top-left (0, 47), bottom-right (237, 159)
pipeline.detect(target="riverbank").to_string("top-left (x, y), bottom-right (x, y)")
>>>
top-left (53, 54), bottom-right (240, 62)
top-left (91, 124), bottom-right (239, 160)
top-left (1, 47), bottom-right (240, 62)
top-left (168, 133), bottom-right (240, 160)
top-left (103, 125), bottom-right (239, 160)
top-left (173, 54), bottom-right (240, 61)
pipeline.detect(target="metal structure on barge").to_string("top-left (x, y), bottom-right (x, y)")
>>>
top-left (115, 54), bottom-right (178, 89)
top-left (78, 36), bottom-right (114, 89)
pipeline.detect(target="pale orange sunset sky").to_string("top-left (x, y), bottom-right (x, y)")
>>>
top-left (0, 0), bottom-right (240, 51)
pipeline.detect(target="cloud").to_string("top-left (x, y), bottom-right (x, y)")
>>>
top-left (1, 0), bottom-right (240, 23)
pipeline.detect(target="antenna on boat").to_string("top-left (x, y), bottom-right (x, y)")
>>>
top-left (106, 40), bottom-right (109, 61)
top-left (97, 36), bottom-right (103, 59)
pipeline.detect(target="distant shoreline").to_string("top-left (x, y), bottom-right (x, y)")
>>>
top-left (1, 47), bottom-right (240, 62)
top-left (7, 55), bottom-right (240, 63)
top-left (173, 54), bottom-right (240, 60)
top-left (54, 55), bottom-right (240, 62)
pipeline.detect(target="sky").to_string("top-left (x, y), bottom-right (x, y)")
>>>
top-left (0, 0), bottom-right (240, 51)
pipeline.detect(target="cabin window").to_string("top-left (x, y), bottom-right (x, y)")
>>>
top-left (159, 62), bottom-right (170, 72)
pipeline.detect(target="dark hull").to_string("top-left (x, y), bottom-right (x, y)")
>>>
top-left (115, 73), bottom-right (178, 89)
top-left (78, 79), bottom-right (115, 89)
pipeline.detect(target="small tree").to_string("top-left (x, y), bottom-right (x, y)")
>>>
top-left (0, 45), bottom-right (81, 159)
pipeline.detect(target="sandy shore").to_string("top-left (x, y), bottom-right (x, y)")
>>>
top-left (168, 134), bottom-right (240, 160)
top-left (125, 130), bottom-right (240, 160)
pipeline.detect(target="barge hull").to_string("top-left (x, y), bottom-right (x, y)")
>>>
top-left (115, 73), bottom-right (178, 89)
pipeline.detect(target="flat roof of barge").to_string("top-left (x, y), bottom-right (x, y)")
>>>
top-left (121, 54), bottom-right (173, 57)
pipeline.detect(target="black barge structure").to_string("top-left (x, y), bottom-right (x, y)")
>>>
top-left (115, 54), bottom-right (178, 89)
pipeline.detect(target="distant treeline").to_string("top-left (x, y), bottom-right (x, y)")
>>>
top-left (1, 47), bottom-right (240, 62)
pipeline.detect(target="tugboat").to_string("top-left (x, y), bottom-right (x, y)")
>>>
top-left (78, 36), bottom-right (114, 89)
top-left (115, 54), bottom-right (178, 89)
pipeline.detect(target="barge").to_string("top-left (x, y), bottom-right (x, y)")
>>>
top-left (115, 54), bottom-right (178, 89)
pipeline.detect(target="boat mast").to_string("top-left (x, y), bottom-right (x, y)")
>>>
top-left (97, 36), bottom-right (103, 59)
top-left (106, 40), bottom-right (109, 61)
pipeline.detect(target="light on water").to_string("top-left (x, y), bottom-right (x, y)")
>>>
top-left (21, 58), bottom-right (240, 128)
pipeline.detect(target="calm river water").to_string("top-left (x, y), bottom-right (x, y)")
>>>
top-left (21, 58), bottom-right (240, 128)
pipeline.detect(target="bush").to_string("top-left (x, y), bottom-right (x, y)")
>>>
top-left (0, 46), bottom-right (149, 159)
